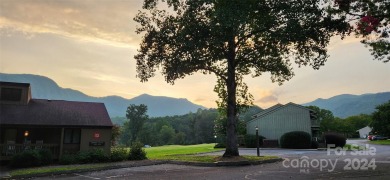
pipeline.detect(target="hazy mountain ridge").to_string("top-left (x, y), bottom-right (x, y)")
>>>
top-left (303, 92), bottom-right (390, 118)
top-left (2, 73), bottom-right (388, 118)
top-left (0, 73), bottom-right (205, 117)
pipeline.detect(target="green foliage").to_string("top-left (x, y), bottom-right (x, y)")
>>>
top-left (244, 134), bottom-right (265, 148)
top-left (10, 150), bottom-right (41, 168)
top-left (128, 142), bottom-right (147, 160)
top-left (126, 104), bottom-right (149, 145)
top-left (110, 146), bottom-right (128, 162)
top-left (159, 125), bottom-right (175, 145)
top-left (371, 101), bottom-right (390, 137)
top-left (58, 153), bottom-right (78, 165)
top-left (324, 132), bottom-right (346, 148)
top-left (111, 124), bottom-right (121, 146)
top-left (10, 149), bottom-right (54, 168)
top-left (37, 149), bottom-right (53, 165)
top-left (280, 131), bottom-right (312, 149)
top-left (77, 148), bottom-right (110, 164)
top-left (308, 105), bottom-right (372, 137)
top-left (121, 108), bottom-right (218, 146)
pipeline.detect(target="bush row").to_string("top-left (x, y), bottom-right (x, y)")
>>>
top-left (279, 131), bottom-right (346, 149)
top-left (10, 149), bottom-right (53, 168)
top-left (59, 143), bottom-right (147, 165)
top-left (324, 132), bottom-right (346, 148)
top-left (10, 143), bottom-right (148, 167)
top-left (280, 131), bottom-right (312, 149)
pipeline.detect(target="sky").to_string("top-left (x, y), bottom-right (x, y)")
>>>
top-left (0, 0), bottom-right (389, 109)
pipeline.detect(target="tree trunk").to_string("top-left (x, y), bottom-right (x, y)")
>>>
top-left (223, 39), bottom-right (239, 157)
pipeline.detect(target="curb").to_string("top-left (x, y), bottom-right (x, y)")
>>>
top-left (6, 158), bottom-right (283, 179)
top-left (5, 160), bottom-right (166, 180)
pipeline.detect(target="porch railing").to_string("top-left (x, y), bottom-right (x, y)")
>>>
top-left (0, 144), bottom-right (60, 160)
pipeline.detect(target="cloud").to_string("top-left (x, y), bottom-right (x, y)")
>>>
top-left (257, 95), bottom-right (278, 104)
top-left (251, 89), bottom-right (281, 108)
top-left (0, 0), bottom-right (143, 48)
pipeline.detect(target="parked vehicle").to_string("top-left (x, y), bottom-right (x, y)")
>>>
top-left (372, 135), bottom-right (388, 140)
top-left (367, 135), bottom-right (375, 140)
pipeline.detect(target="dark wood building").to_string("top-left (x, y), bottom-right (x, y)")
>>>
top-left (0, 81), bottom-right (113, 160)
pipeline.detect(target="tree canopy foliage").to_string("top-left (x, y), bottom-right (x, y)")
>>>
top-left (134, 0), bottom-right (349, 156)
top-left (308, 105), bottom-right (372, 137)
top-left (125, 104), bottom-right (149, 145)
top-left (371, 100), bottom-right (390, 137)
top-left (329, 0), bottom-right (390, 62)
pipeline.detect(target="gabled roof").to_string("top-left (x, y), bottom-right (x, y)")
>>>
top-left (0, 99), bottom-right (113, 127)
top-left (247, 102), bottom-right (312, 124)
top-left (251, 103), bottom-right (283, 119)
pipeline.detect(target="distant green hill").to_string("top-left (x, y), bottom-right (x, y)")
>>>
top-left (303, 92), bottom-right (390, 118)
top-left (0, 73), bottom-right (205, 117)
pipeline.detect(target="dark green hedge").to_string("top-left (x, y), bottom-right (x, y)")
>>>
top-left (10, 149), bottom-right (53, 168)
top-left (323, 132), bottom-right (346, 148)
top-left (280, 131), bottom-right (312, 149)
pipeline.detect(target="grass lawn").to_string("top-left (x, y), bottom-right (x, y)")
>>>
top-left (368, 140), bottom-right (390, 145)
top-left (145, 143), bottom-right (222, 159)
top-left (344, 144), bottom-right (366, 150)
top-left (10, 164), bottom-right (108, 177)
top-left (145, 144), bottom-right (279, 163)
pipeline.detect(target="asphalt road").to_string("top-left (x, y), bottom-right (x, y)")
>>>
top-left (38, 140), bottom-right (390, 180)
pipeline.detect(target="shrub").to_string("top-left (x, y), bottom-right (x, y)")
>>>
top-left (77, 148), bottom-right (109, 163)
top-left (111, 146), bottom-right (128, 162)
top-left (244, 134), bottom-right (265, 148)
top-left (77, 151), bottom-right (92, 164)
top-left (37, 149), bottom-right (53, 165)
top-left (324, 132), bottom-right (346, 148)
top-left (59, 153), bottom-right (78, 165)
top-left (128, 142), bottom-right (147, 160)
top-left (89, 148), bottom-right (110, 163)
top-left (280, 131), bottom-right (312, 149)
top-left (10, 150), bottom-right (41, 168)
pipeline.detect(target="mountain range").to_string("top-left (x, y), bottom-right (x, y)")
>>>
top-left (0, 73), bottom-right (205, 117)
top-left (303, 92), bottom-right (390, 118)
top-left (1, 73), bottom-right (389, 118)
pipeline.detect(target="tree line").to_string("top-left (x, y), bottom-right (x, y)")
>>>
top-left (113, 105), bottom-right (261, 146)
top-left (307, 100), bottom-right (390, 138)
top-left (112, 101), bottom-right (390, 146)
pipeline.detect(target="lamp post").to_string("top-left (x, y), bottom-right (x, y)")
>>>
top-left (256, 126), bottom-right (260, 156)
top-left (214, 135), bottom-right (217, 146)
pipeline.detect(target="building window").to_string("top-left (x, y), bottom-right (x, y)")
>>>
top-left (0, 88), bottom-right (22, 101)
top-left (64, 129), bottom-right (81, 144)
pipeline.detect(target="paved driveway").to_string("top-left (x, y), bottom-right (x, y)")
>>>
top-left (36, 139), bottom-right (390, 179)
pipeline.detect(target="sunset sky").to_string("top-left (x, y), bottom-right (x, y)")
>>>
top-left (1, 0), bottom-right (389, 109)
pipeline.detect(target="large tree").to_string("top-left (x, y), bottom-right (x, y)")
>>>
top-left (329, 0), bottom-right (390, 62)
top-left (134, 0), bottom-right (348, 156)
top-left (125, 104), bottom-right (149, 145)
